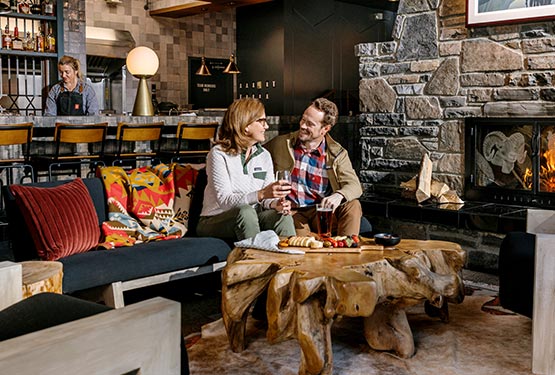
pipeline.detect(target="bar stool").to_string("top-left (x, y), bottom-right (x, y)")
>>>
top-left (160, 122), bottom-right (218, 164)
top-left (104, 121), bottom-right (165, 169)
top-left (0, 122), bottom-right (34, 214)
top-left (32, 122), bottom-right (108, 181)
top-left (0, 122), bottom-right (34, 185)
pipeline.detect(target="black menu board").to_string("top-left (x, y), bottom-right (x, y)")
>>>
top-left (188, 57), bottom-right (234, 110)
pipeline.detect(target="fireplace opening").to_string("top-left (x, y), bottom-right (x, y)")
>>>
top-left (465, 118), bottom-right (555, 209)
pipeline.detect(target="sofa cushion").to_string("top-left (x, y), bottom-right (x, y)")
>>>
top-left (60, 236), bottom-right (231, 293)
top-left (10, 179), bottom-right (101, 261)
top-left (98, 164), bottom-right (200, 248)
top-left (2, 178), bottom-right (107, 261)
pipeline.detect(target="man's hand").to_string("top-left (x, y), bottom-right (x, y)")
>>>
top-left (320, 193), bottom-right (344, 212)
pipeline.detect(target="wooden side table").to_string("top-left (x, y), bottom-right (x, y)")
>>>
top-left (21, 261), bottom-right (63, 298)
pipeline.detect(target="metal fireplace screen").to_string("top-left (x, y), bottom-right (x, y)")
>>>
top-left (465, 118), bottom-right (555, 209)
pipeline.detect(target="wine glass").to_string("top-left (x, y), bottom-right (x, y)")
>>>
top-left (275, 170), bottom-right (291, 184)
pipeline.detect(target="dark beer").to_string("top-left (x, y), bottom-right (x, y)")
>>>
top-left (316, 205), bottom-right (333, 237)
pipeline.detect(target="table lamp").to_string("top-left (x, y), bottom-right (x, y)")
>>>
top-left (126, 46), bottom-right (159, 116)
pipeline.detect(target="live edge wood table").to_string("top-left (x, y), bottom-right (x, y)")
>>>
top-left (221, 239), bottom-right (466, 375)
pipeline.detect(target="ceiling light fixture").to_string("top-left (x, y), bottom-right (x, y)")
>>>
top-left (196, 23), bottom-right (211, 76)
top-left (223, 53), bottom-right (240, 74)
top-left (223, 9), bottom-right (240, 74)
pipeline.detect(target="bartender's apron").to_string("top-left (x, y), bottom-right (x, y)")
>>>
top-left (56, 83), bottom-right (85, 115)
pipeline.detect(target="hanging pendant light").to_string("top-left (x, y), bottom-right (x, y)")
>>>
top-left (223, 53), bottom-right (240, 74)
top-left (196, 56), bottom-right (211, 76)
top-left (196, 24), bottom-right (211, 76)
top-left (223, 9), bottom-right (240, 74)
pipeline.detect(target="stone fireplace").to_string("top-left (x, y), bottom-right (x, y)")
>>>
top-left (355, 0), bottom-right (555, 272)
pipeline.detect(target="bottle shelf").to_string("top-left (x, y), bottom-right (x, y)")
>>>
top-left (0, 13), bottom-right (56, 22)
top-left (0, 49), bottom-right (56, 57)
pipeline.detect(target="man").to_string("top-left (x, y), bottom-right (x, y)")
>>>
top-left (264, 98), bottom-right (363, 236)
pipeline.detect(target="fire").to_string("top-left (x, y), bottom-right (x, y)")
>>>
top-left (523, 168), bottom-right (533, 190)
top-left (540, 147), bottom-right (555, 192)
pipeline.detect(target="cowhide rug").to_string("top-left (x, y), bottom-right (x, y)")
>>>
top-left (187, 295), bottom-right (532, 375)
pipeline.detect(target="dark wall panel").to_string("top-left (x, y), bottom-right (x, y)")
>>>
top-left (238, 0), bottom-right (395, 115)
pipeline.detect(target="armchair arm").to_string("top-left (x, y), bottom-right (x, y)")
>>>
top-left (533, 233), bottom-right (555, 374)
top-left (527, 209), bottom-right (555, 234)
top-left (0, 261), bottom-right (22, 310)
top-left (0, 297), bottom-right (181, 375)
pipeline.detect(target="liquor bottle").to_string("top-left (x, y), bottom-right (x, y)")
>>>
top-left (42, 0), bottom-right (53, 16)
top-left (45, 24), bottom-right (55, 52)
top-left (31, 0), bottom-right (41, 14)
top-left (2, 24), bottom-right (12, 50)
top-left (35, 25), bottom-right (44, 52)
top-left (24, 31), bottom-right (35, 51)
top-left (10, 0), bottom-right (17, 13)
top-left (18, 0), bottom-right (30, 14)
top-left (11, 26), bottom-right (23, 51)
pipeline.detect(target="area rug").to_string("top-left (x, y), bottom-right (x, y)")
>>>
top-left (187, 295), bottom-right (532, 375)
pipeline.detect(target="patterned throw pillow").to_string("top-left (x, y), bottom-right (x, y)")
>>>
top-left (10, 179), bottom-right (100, 261)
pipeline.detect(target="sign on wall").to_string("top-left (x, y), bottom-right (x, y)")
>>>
top-left (188, 57), bottom-right (233, 110)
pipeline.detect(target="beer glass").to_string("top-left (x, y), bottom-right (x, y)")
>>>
top-left (316, 203), bottom-right (333, 237)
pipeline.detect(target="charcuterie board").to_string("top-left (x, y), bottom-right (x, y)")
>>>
top-left (276, 236), bottom-right (390, 253)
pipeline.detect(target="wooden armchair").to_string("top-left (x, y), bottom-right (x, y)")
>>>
top-left (0, 261), bottom-right (183, 375)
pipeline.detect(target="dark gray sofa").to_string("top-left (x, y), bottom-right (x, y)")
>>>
top-left (1, 172), bottom-right (231, 307)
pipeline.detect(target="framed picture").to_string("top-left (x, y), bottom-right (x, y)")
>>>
top-left (467, 0), bottom-right (555, 27)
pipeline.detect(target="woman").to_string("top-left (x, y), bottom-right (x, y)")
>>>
top-left (45, 55), bottom-right (99, 116)
top-left (197, 98), bottom-right (295, 241)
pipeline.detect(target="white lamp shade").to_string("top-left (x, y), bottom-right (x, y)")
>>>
top-left (126, 46), bottom-right (159, 76)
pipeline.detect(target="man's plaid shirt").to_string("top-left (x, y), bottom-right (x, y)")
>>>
top-left (287, 139), bottom-right (330, 207)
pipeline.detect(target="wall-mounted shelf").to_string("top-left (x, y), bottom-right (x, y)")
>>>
top-left (0, 13), bottom-right (56, 21)
top-left (0, 50), bottom-right (57, 58)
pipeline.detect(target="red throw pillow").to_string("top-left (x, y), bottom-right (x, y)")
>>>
top-left (10, 179), bottom-right (101, 261)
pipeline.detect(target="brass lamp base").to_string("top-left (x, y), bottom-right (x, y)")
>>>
top-left (132, 75), bottom-right (155, 116)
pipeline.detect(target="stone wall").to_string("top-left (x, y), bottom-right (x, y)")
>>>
top-left (356, 0), bottom-right (555, 273)
top-left (356, 0), bottom-right (555, 195)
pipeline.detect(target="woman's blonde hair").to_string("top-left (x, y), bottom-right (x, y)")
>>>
top-left (217, 98), bottom-right (264, 155)
top-left (58, 55), bottom-right (82, 80)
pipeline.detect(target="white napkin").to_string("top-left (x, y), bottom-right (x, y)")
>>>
top-left (234, 230), bottom-right (305, 255)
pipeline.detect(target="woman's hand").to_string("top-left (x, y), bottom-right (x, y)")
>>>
top-left (273, 198), bottom-right (291, 215)
top-left (258, 181), bottom-right (291, 201)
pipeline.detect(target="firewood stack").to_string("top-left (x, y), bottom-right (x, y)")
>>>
top-left (400, 153), bottom-right (464, 205)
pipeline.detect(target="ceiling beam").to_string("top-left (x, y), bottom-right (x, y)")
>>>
top-left (149, 0), bottom-right (274, 18)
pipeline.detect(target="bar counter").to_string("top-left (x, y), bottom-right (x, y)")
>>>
top-left (0, 113), bottom-right (360, 178)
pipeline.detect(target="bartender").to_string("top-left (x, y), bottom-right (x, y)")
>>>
top-left (45, 55), bottom-right (99, 116)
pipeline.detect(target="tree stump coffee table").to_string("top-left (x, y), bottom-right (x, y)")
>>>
top-left (221, 239), bottom-right (466, 375)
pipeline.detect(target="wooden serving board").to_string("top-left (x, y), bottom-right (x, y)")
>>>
top-left (278, 246), bottom-right (362, 253)
top-left (359, 244), bottom-right (385, 251)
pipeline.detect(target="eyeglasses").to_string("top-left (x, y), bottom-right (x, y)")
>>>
top-left (256, 118), bottom-right (267, 125)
